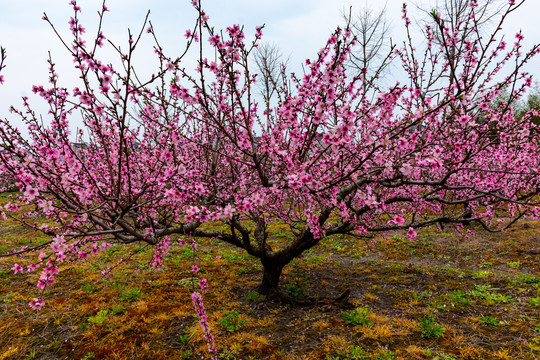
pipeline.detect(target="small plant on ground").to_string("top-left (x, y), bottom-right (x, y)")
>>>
top-left (418, 315), bottom-right (445, 339)
top-left (108, 281), bottom-right (126, 291)
top-left (518, 273), bottom-right (540, 284)
top-left (284, 282), bottom-right (308, 299)
top-left (342, 307), bottom-right (373, 327)
top-left (177, 328), bottom-right (196, 345)
top-left (478, 315), bottom-right (500, 326)
top-left (489, 293), bottom-right (513, 304)
top-left (180, 246), bottom-right (195, 259)
top-left (283, 263), bottom-right (311, 299)
top-left (326, 345), bottom-right (370, 360)
top-left (411, 291), bottom-right (423, 301)
top-left (179, 350), bottom-right (192, 359)
top-left (374, 348), bottom-right (396, 360)
top-left (472, 270), bottom-right (492, 279)
top-left (219, 311), bottom-right (248, 333)
top-left (346, 345), bottom-right (370, 360)
top-left (119, 288), bottom-right (143, 302)
top-left (2, 292), bottom-right (15, 303)
top-left (219, 348), bottom-right (240, 360)
top-left (434, 353), bottom-right (457, 360)
top-left (448, 290), bottom-right (472, 306)
top-left (244, 290), bottom-right (264, 302)
top-left (466, 284), bottom-right (513, 305)
top-left (177, 277), bottom-right (199, 288)
top-left (305, 255), bottom-right (325, 264)
top-left (81, 353), bottom-right (95, 360)
top-left (528, 290), bottom-right (540, 306)
top-left (422, 349), bottom-right (433, 357)
top-left (110, 304), bottom-right (125, 315)
top-left (88, 310), bottom-right (109, 324)
top-left (81, 283), bottom-right (97, 295)
top-left (237, 266), bottom-right (250, 274)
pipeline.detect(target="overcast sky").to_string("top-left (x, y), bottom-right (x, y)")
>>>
top-left (0, 0), bottom-right (539, 127)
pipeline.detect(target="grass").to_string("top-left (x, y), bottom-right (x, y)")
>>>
top-left (417, 315), bottom-right (445, 339)
top-left (119, 288), bottom-right (143, 302)
top-left (0, 199), bottom-right (539, 358)
top-left (218, 311), bottom-right (249, 333)
top-left (478, 315), bottom-right (500, 327)
top-left (342, 307), bottom-right (373, 327)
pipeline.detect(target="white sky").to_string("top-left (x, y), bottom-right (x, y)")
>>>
top-left (0, 0), bottom-right (539, 129)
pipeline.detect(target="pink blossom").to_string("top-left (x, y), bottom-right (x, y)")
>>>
top-left (11, 264), bottom-right (23, 274)
top-left (165, 188), bottom-right (176, 199)
top-left (199, 278), bottom-right (208, 291)
top-left (37, 280), bottom-right (46, 290)
top-left (222, 204), bottom-right (235, 220)
top-left (185, 206), bottom-right (199, 217)
top-left (191, 291), bottom-right (216, 355)
top-left (29, 298), bottom-right (45, 310)
top-left (24, 186), bottom-right (38, 201)
top-left (354, 226), bottom-right (368, 235)
top-left (46, 265), bottom-right (59, 275)
top-left (27, 263), bottom-right (40, 272)
top-left (79, 92), bottom-right (92, 105)
top-left (407, 227), bottom-right (417, 239)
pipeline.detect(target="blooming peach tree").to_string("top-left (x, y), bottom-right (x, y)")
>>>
top-left (0, 0), bottom-right (539, 317)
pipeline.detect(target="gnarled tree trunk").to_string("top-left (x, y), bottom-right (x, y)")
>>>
top-left (258, 260), bottom-right (286, 295)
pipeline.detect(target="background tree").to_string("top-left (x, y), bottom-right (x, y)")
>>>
top-left (342, 3), bottom-right (394, 96)
top-left (0, 0), bottom-right (539, 305)
top-left (416, 0), bottom-right (507, 38)
top-left (412, 0), bottom-right (511, 96)
top-left (515, 81), bottom-right (540, 124)
top-left (0, 46), bottom-right (5, 85)
top-left (252, 42), bottom-right (289, 115)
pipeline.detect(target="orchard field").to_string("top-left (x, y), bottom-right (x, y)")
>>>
top-left (1, 0), bottom-right (540, 359)
top-left (1, 194), bottom-right (539, 360)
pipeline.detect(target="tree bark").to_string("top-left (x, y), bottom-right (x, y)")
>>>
top-left (258, 261), bottom-right (285, 295)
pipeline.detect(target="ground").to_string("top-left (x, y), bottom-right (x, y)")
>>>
top-left (0, 201), bottom-right (539, 359)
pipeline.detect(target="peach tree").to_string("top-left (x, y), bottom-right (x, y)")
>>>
top-left (0, 0), bottom-right (539, 310)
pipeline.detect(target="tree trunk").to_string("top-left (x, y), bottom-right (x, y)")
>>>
top-left (258, 261), bottom-right (285, 295)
